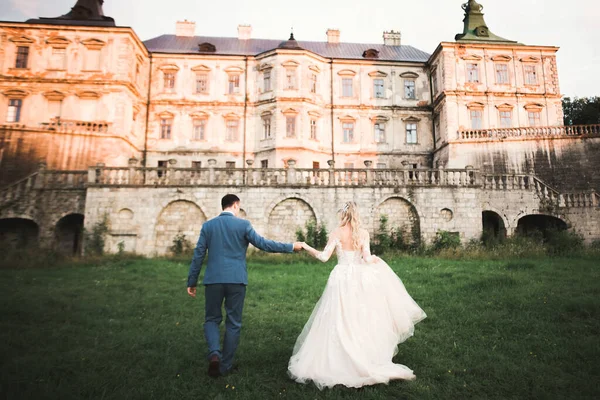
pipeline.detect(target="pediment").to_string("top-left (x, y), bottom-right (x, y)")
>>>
top-left (190, 111), bottom-right (209, 119)
top-left (401, 116), bottom-right (421, 122)
top-left (81, 38), bottom-right (106, 49)
top-left (43, 91), bottom-right (66, 101)
top-left (308, 110), bottom-right (322, 118)
top-left (520, 56), bottom-right (541, 63)
top-left (224, 66), bottom-right (244, 74)
top-left (159, 64), bottom-right (179, 72)
top-left (466, 102), bottom-right (485, 110)
top-left (282, 108), bottom-right (299, 115)
top-left (281, 60), bottom-right (300, 68)
top-left (495, 103), bottom-right (514, 111)
top-left (339, 114), bottom-right (356, 121)
top-left (76, 91), bottom-right (101, 99)
top-left (461, 54), bottom-right (483, 61)
top-left (491, 55), bottom-right (512, 62)
top-left (191, 64), bottom-right (211, 72)
top-left (308, 65), bottom-right (320, 73)
top-left (337, 69), bottom-right (357, 77)
top-left (259, 63), bottom-right (273, 71)
top-left (223, 112), bottom-right (241, 119)
top-left (9, 35), bottom-right (35, 44)
top-left (400, 71), bottom-right (419, 79)
top-left (158, 111), bottom-right (174, 118)
top-left (3, 89), bottom-right (28, 98)
top-left (46, 37), bottom-right (71, 47)
top-left (524, 103), bottom-right (544, 111)
top-left (368, 70), bottom-right (388, 78)
top-left (370, 115), bottom-right (390, 121)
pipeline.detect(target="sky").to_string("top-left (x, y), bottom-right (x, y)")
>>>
top-left (2, 0), bottom-right (599, 97)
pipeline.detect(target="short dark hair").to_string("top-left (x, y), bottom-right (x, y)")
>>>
top-left (221, 194), bottom-right (240, 210)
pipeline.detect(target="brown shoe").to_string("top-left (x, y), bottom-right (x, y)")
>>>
top-left (208, 355), bottom-right (220, 378)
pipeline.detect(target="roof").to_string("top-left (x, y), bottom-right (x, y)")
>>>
top-left (143, 35), bottom-right (431, 62)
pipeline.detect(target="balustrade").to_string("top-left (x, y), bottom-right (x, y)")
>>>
top-left (459, 124), bottom-right (600, 140)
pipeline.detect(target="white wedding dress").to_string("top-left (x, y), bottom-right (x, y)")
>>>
top-left (288, 234), bottom-right (427, 389)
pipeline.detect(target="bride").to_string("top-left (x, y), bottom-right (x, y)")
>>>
top-left (288, 201), bottom-right (427, 389)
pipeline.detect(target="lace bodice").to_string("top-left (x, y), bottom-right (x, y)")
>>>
top-left (314, 236), bottom-right (375, 265)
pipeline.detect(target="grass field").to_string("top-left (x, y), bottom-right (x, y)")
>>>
top-left (0, 254), bottom-right (598, 400)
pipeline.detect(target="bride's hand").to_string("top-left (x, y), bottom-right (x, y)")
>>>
top-left (301, 242), bottom-right (310, 250)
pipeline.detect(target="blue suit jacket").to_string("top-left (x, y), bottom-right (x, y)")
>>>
top-left (187, 212), bottom-right (293, 287)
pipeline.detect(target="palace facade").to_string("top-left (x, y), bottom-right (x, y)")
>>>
top-left (0, 0), bottom-right (598, 255)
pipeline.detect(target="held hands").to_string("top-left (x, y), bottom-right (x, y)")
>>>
top-left (293, 242), bottom-right (306, 252)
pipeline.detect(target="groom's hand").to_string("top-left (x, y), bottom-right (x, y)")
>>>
top-left (187, 287), bottom-right (197, 298)
top-left (293, 242), bottom-right (303, 252)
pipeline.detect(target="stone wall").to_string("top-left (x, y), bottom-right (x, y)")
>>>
top-left (83, 185), bottom-right (487, 256)
top-left (437, 137), bottom-right (600, 192)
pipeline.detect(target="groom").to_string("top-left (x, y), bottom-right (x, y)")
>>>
top-left (187, 194), bottom-right (302, 377)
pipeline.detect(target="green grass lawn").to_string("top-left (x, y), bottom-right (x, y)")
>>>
top-left (0, 254), bottom-right (598, 400)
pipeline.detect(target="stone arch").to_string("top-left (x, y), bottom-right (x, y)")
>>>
top-left (55, 214), bottom-right (84, 255)
top-left (154, 200), bottom-right (206, 255)
top-left (516, 214), bottom-right (567, 239)
top-left (0, 218), bottom-right (39, 249)
top-left (374, 197), bottom-right (421, 245)
top-left (267, 198), bottom-right (317, 243)
top-left (482, 210), bottom-right (507, 242)
top-left (265, 194), bottom-right (321, 225)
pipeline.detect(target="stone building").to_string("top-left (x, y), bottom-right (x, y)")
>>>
top-left (0, 0), bottom-right (598, 255)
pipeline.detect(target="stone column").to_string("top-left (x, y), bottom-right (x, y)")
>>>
top-left (167, 159), bottom-right (177, 185)
top-left (364, 160), bottom-right (373, 185)
top-left (327, 160), bottom-right (335, 186)
top-left (208, 159), bottom-right (217, 184)
top-left (287, 159), bottom-right (297, 185)
top-left (128, 157), bottom-right (138, 185)
top-left (465, 165), bottom-right (474, 186)
top-left (401, 160), bottom-right (409, 184)
top-left (246, 159), bottom-right (254, 186)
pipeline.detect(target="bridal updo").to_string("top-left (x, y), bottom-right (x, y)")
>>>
top-left (339, 201), bottom-right (362, 250)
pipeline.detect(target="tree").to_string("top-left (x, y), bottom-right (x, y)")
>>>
top-left (562, 96), bottom-right (600, 125)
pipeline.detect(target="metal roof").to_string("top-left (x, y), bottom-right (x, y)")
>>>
top-left (143, 35), bottom-right (430, 62)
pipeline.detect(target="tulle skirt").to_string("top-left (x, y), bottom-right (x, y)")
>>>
top-left (288, 259), bottom-right (426, 389)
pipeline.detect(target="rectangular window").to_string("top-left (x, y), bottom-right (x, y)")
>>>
top-left (263, 70), bottom-right (271, 92)
top-left (342, 78), bottom-right (353, 97)
top-left (226, 161), bottom-right (236, 169)
top-left (262, 117), bottom-right (271, 139)
top-left (156, 160), bottom-right (168, 178)
top-left (228, 74), bottom-right (240, 94)
top-left (164, 72), bottom-right (176, 92)
top-left (374, 79), bottom-right (384, 98)
top-left (404, 79), bottom-right (416, 99)
top-left (310, 119), bottom-right (317, 140)
top-left (310, 73), bottom-right (317, 93)
top-left (160, 119), bottom-right (172, 139)
top-left (432, 72), bottom-right (438, 94)
top-left (470, 110), bottom-right (483, 129)
top-left (467, 63), bottom-right (479, 83)
top-left (15, 46), bottom-right (29, 69)
top-left (196, 74), bottom-right (208, 93)
top-left (285, 69), bottom-right (296, 89)
top-left (261, 160), bottom-right (268, 168)
top-left (286, 116), bottom-right (296, 137)
top-left (50, 48), bottom-right (67, 70)
top-left (192, 161), bottom-right (202, 169)
top-left (528, 111), bottom-right (541, 126)
top-left (193, 119), bottom-right (206, 141)
top-left (499, 111), bottom-right (512, 128)
top-left (524, 65), bottom-right (538, 85)
top-left (6, 99), bottom-right (22, 123)
top-left (312, 161), bottom-right (320, 169)
top-left (406, 123), bottom-right (418, 144)
top-left (374, 122), bottom-right (386, 143)
top-left (495, 64), bottom-right (509, 84)
top-left (376, 163), bottom-right (387, 169)
top-left (226, 120), bottom-right (238, 141)
top-left (86, 49), bottom-right (101, 71)
top-left (135, 64), bottom-right (140, 85)
top-left (342, 122), bottom-right (354, 143)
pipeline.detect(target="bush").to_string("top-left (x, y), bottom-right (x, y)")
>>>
top-left (431, 231), bottom-right (461, 252)
top-left (84, 215), bottom-right (109, 256)
top-left (295, 220), bottom-right (328, 249)
top-left (169, 233), bottom-right (193, 256)
top-left (545, 229), bottom-right (584, 256)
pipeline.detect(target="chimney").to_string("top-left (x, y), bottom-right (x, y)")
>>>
top-left (176, 20), bottom-right (196, 37)
top-left (326, 29), bottom-right (340, 44)
top-left (238, 24), bottom-right (252, 40)
top-left (383, 30), bottom-right (401, 46)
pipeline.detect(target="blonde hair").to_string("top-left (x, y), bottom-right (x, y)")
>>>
top-left (339, 201), bottom-right (361, 250)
